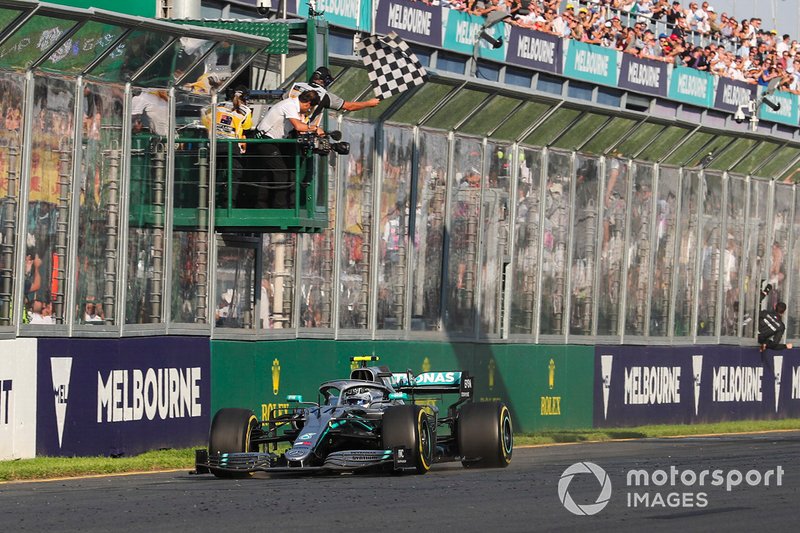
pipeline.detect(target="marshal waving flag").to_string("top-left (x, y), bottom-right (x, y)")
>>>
top-left (355, 32), bottom-right (428, 100)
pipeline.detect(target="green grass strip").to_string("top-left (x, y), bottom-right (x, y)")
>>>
top-left (0, 448), bottom-right (196, 482)
top-left (3, 419), bottom-right (800, 481)
top-left (515, 418), bottom-right (800, 446)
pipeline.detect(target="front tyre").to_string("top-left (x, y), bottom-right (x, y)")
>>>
top-left (382, 405), bottom-right (434, 474)
top-left (208, 408), bottom-right (259, 478)
top-left (458, 402), bottom-right (513, 468)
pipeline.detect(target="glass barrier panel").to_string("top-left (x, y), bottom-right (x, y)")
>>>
top-left (510, 146), bottom-right (542, 336)
top-left (0, 15), bottom-right (79, 71)
top-left (539, 150), bottom-right (572, 336)
top-left (38, 20), bottom-right (126, 75)
top-left (444, 136), bottom-right (483, 334)
top-left (697, 172), bottom-right (723, 337)
top-left (624, 162), bottom-right (654, 337)
top-left (650, 166), bottom-right (679, 337)
top-left (299, 151), bottom-right (337, 328)
top-left (262, 233), bottom-right (296, 329)
top-left (789, 187), bottom-right (800, 339)
top-left (569, 154), bottom-right (600, 336)
top-left (0, 71), bottom-right (24, 325)
top-left (126, 87), bottom-right (169, 324)
top-left (410, 129), bottom-right (447, 332)
top-left (741, 178), bottom-right (770, 338)
top-left (0, 7), bottom-right (22, 31)
top-left (722, 174), bottom-right (746, 337)
top-left (597, 154), bottom-right (629, 336)
top-left (136, 37), bottom-right (214, 88)
top-left (673, 170), bottom-right (700, 337)
top-left (214, 241), bottom-right (255, 329)
top-left (171, 90), bottom-right (211, 325)
top-left (74, 81), bottom-right (124, 326)
top-left (87, 29), bottom-right (173, 83)
top-left (338, 119), bottom-right (374, 330)
top-left (24, 75), bottom-right (76, 325)
top-left (479, 142), bottom-right (511, 336)
top-left (181, 42), bottom-right (261, 95)
top-left (376, 125), bottom-right (413, 331)
top-left (769, 182), bottom-right (793, 308)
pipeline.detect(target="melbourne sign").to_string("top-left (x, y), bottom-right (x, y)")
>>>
top-left (668, 67), bottom-right (714, 108)
top-left (564, 41), bottom-right (617, 87)
top-left (443, 9), bottom-right (506, 62)
top-left (595, 346), bottom-right (800, 427)
top-left (37, 337), bottom-right (210, 457)
top-left (505, 26), bottom-right (562, 74)
top-left (714, 77), bottom-right (756, 114)
top-left (375, 0), bottom-right (441, 47)
top-left (618, 55), bottom-right (667, 97)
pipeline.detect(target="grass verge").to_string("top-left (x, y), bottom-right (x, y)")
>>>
top-left (515, 418), bottom-right (800, 446)
top-left (0, 448), bottom-right (196, 482)
top-left (3, 419), bottom-right (800, 481)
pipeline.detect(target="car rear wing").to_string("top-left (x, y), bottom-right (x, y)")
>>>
top-left (390, 371), bottom-right (473, 398)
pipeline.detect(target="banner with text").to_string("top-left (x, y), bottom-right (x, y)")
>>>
top-left (563, 41), bottom-right (617, 87)
top-left (668, 66), bottom-right (715, 108)
top-left (618, 54), bottom-right (667, 97)
top-left (595, 346), bottom-right (800, 427)
top-left (36, 337), bottom-right (210, 457)
top-left (0, 339), bottom-right (37, 460)
top-left (505, 26), bottom-right (563, 74)
top-left (442, 9), bottom-right (507, 63)
top-left (758, 87), bottom-right (799, 127)
top-left (298, 0), bottom-right (371, 31)
top-left (714, 77), bottom-right (757, 114)
top-left (375, 0), bottom-right (442, 47)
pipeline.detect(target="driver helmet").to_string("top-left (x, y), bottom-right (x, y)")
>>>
top-left (310, 66), bottom-right (334, 87)
top-left (344, 388), bottom-right (372, 407)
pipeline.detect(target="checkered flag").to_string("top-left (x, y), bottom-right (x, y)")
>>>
top-left (355, 32), bottom-right (428, 100)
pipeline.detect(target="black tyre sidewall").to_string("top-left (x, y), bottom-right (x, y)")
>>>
top-left (208, 408), bottom-right (258, 478)
top-left (458, 402), bottom-right (513, 468)
top-left (382, 404), bottom-right (432, 474)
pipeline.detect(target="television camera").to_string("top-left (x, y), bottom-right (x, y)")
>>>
top-left (296, 130), bottom-right (350, 156)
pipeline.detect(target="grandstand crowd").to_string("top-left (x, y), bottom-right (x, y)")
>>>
top-left (424, 0), bottom-right (800, 93)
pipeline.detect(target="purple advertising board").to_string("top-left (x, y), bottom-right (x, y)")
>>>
top-left (375, 0), bottom-right (442, 47)
top-left (595, 345), bottom-right (800, 427)
top-left (618, 54), bottom-right (667, 97)
top-left (505, 26), bottom-right (563, 74)
top-left (37, 337), bottom-right (210, 457)
top-left (714, 77), bottom-right (757, 114)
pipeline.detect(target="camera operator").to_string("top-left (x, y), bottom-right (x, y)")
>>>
top-left (254, 90), bottom-right (321, 208)
top-left (287, 66), bottom-right (380, 124)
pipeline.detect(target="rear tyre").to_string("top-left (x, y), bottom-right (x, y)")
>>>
top-left (458, 402), bottom-right (513, 468)
top-left (382, 405), bottom-right (433, 474)
top-left (208, 408), bottom-right (259, 478)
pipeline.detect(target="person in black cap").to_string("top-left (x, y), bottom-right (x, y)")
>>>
top-left (287, 66), bottom-right (380, 124)
top-left (759, 298), bottom-right (792, 353)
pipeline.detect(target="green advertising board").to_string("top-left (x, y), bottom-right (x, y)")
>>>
top-left (442, 9), bottom-right (506, 63)
top-left (759, 88), bottom-right (799, 127)
top-left (211, 340), bottom-right (595, 434)
top-left (298, 0), bottom-right (372, 31)
top-left (563, 41), bottom-right (617, 87)
top-left (45, 0), bottom-right (156, 17)
top-left (669, 66), bottom-right (714, 108)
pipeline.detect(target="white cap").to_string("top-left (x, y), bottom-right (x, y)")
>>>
top-left (707, 5), bottom-right (715, 11)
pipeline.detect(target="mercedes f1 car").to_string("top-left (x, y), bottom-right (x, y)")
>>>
top-left (195, 356), bottom-right (513, 477)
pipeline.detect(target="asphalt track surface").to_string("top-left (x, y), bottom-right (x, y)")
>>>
top-left (3, 431), bottom-right (800, 533)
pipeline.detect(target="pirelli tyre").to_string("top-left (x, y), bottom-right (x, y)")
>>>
top-left (208, 408), bottom-right (259, 478)
top-left (458, 402), bottom-right (513, 468)
top-left (382, 405), bottom-right (434, 474)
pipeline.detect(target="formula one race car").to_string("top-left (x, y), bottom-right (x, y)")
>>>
top-left (195, 356), bottom-right (513, 477)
